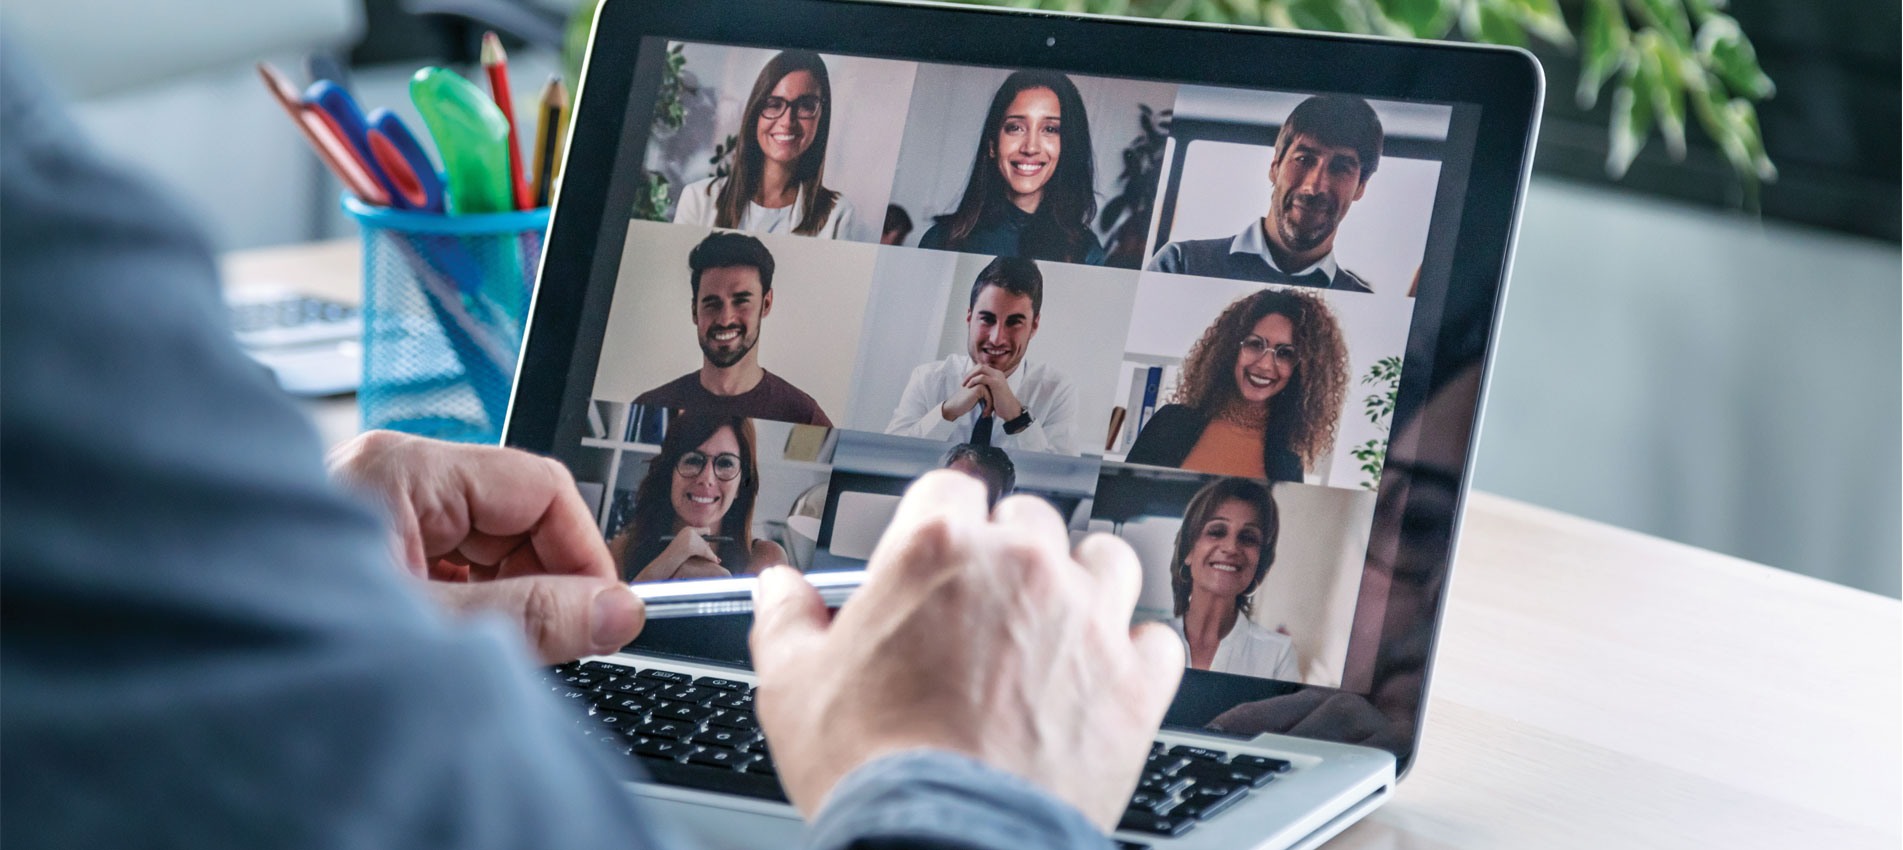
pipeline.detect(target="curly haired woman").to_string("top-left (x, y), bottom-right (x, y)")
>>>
top-left (1126, 288), bottom-right (1348, 482)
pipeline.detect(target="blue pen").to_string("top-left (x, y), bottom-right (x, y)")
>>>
top-left (366, 109), bottom-right (447, 213)
top-left (305, 81), bottom-right (420, 211)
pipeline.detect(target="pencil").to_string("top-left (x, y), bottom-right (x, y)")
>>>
top-left (256, 62), bottom-right (390, 207)
top-left (480, 32), bottom-right (532, 211)
top-left (530, 76), bottom-right (569, 208)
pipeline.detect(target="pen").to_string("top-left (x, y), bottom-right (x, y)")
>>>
top-left (659, 535), bottom-right (734, 544)
top-left (410, 67), bottom-right (514, 214)
top-left (304, 80), bottom-right (413, 210)
top-left (257, 63), bottom-right (390, 207)
top-left (365, 109), bottom-right (446, 213)
top-left (480, 32), bottom-right (533, 211)
top-left (530, 75), bottom-right (569, 208)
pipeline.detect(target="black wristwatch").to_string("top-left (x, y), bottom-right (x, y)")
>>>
top-left (1002, 409), bottom-right (1034, 435)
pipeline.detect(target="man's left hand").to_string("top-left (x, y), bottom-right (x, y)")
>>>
top-left (963, 366), bottom-right (1023, 421)
top-left (327, 431), bottom-right (645, 663)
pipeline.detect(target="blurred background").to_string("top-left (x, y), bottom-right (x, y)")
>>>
top-left (8, 0), bottom-right (1896, 596)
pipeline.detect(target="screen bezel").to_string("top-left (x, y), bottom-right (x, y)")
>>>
top-left (505, 0), bottom-right (1543, 777)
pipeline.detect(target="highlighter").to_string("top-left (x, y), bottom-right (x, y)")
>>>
top-left (409, 67), bottom-right (513, 214)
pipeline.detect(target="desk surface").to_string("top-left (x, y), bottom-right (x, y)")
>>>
top-left (226, 240), bottom-right (1902, 850)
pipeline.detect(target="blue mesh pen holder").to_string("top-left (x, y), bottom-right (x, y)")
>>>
top-left (344, 196), bottom-right (550, 444)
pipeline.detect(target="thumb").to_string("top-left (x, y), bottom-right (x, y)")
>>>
top-left (1129, 620), bottom-right (1188, 718)
top-left (748, 566), bottom-right (828, 673)
top-left (431, 575), bottom-right (646, 664)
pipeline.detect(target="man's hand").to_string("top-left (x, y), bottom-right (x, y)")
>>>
top-left (749, 471), bottom-right (1184, 831)
top-left (328, 431), bottom-right (645, 663)
top-left (940, 379), bottom-right (989, 421)
top-left (963, 366), bottom-right (1023, 421)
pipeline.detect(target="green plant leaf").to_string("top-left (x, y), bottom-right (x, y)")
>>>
top-left (1495, 0), bottom-right (1572, 45)
top-left (1628, 0), bottom-right (1692, 50)
top-left (1461, 0), bottom-right (1526, 47)
top-left (1636, 31), bottom-right (1687, 159)
top-left (1696, 14), bottom-right (1775, 100)
top-left (1275, 0), bottom-right (1366, 32)
top-left (1606, 56), bottom-right (1654, 178)
top-left (1577, 0), bottom-right (1630, 108)
top-left (1370, 0), bottom-right (1456, 37)
top-left (1683, 0), bottom-right (1725, 22)
top-left (1726, 97), bottom-right (1776, 181)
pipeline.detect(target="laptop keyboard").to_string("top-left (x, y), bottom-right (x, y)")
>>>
top-left (545, 660), bottom-right (1292, 845)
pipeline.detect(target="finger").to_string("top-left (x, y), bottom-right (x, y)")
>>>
top-left (433, 449), bottom-right (616, 581)
top-left (748, 565), bottom-right (828, 672)
top-left (430, 575), bottom-right (645, 664)
top-left (990, 494), bottom-right (1070, 556)
top-left (1073, 532), bottom-right (1143, 615)
top-left (865, 470), bottom-right (988, 580)
top-left (1129, 620), bottom-right (1188, 715)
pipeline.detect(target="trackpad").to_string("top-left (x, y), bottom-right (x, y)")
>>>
top-left (629, 784), bottom-right (804, 849)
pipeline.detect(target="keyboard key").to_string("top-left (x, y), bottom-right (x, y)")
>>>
top-left (746, 756), bottom-right (775, 776)
top-left (641, 720), bottom-right (698, 741)
top-left (694, 676), bottom-right (749, 692)
top-left (1174, 782), bottom-right (1247, 820)
top-left (692, 727), bottom-right (758, 749)
top-left (707, 710), bottom-right (758, 731)
top-left (1179, 760), bottom-right (1275, 789)
top-left (1117, 810), bottom-right (1192, 838)
top-left (1137, 773), bottom-right (1192, 796)
top-left (686, 746), bottom-right (753, 770)
top-left (711, 691), bottom-right (755, 711)
top-left (1115, 842), bottom-right (1151, 850)
top-left (1231, 754), bottom-right (1293, 773)
top-left (599, 679), bottom-right (659, 697)
top-left (1150, 741), bottom-right (1165, 755)
top-left (638, 756), bottom-right (786, 802)
top-left (1126, 790), bottom-right (1175, 815)
top-left (630, 737), bottom-right (696, 761)
top-left (1167, 744), bottom-right (1229, 763)
top-left (1145, 754), bottom-right (1189, 775)
top-left (580, 661), bottom-right (635, 678)
top-left (638, 669), bottom-right (694, 684)
top-left (555, 688), bottom-right (590, 702)
top-left (597, 694), bottom-right (656, 716)
top-left (653, 702), bottom-right (718, 723)
top-left (588, 710), bottom-right (643, 733)
top-left (658, 684), bottom-right (718, 705)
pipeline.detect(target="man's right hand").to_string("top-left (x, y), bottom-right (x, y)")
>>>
top-left (749, 471), bottom-right (1185, 831)
top-left (940, 379), bottom-right (988, 421)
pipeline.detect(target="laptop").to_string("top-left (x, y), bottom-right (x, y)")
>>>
top-left (502, 1), bottom-right (1542, 846)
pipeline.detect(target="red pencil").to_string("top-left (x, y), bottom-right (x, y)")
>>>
top-left (257, 62), bottom-right (390, 207)
top-left (480, 32), bottom-right (532, 211)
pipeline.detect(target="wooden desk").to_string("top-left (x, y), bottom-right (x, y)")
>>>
top-left (223, 240), bottom-right (1903, 850)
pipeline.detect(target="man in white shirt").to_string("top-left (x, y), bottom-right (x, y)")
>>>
top-left (886, 257), bottom-right (1080, 456)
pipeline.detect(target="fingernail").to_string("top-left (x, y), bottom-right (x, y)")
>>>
top-left (591, 586), bottom-right (640, 651)
top-left (753, 566), bottom-right (789, 608)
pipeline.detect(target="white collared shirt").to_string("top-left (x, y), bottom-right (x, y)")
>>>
top-left (1229, 219), bottom-right (1340, 283)
top-left (885, 354), bottom-right (1081, 457)
top-left (1167, 615), bottom-right (1302, 682)
top-left (673, 176), bottom-right (857, 239)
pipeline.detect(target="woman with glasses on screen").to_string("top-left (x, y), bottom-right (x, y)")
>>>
top-left (1166, 476), bottom-right (1300, 681)
top-left (918, 70), bottom-right (1105, 265)
top-left (673, 50), bottom-right (856, 238)
top-left (608, 413), bottom-right (786, 582)
top-left (1126, 288), bottom-right (1347, 483)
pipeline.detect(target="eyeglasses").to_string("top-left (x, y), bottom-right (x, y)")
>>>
top-left (676, 451), bottom-right (743, 482)
top-left (759, 95), bottom-right (822, 120)
top-left (1239, 336), bottom-right (1298, 365)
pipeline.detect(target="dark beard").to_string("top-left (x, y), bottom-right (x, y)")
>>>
top-left (701, 328), bottom-right (754, 368)
top-left (1275, 194), bottom-right (1335, 253)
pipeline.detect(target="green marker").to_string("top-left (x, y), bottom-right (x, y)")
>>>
top-left (410, 67), bottom-right (513, 214)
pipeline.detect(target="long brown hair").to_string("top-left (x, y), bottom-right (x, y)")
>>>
top-left (713, 50), bottom-right (839, 235)
top-left (1170, 477), bottom-right (1279, 619)
top-left (1173, 288), bottom-right (1348, 470)
top-left (617, 413), bottom-right (760, 565)
top-left (934, 70), bottom-right (1096, 262)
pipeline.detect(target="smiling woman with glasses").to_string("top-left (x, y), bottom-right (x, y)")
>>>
top-left (608, 412), bottom-right (787, 582)
top-left (1126, 288), bottom-right (1348, 483)
top-left (672, 50), bottom-right (856, 239)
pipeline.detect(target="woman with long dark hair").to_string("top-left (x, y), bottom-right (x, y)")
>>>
top-left (674, 50), bottom-right (856, 238)
top-left (1165, 477), bottom-right (1299, 680)
top-left (607, 413), bottom-right (787, 582)
top-left (918, 70), bottom-right (1104, 265)
top-left (1126, 288), bottom-right (1348, 482)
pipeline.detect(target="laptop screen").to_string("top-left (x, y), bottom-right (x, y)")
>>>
top-left (517, 3), bottom-right (1536, 766)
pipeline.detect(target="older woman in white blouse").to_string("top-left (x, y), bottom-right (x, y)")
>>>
top-left (1165, 476), bottom-right (1300, 682)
